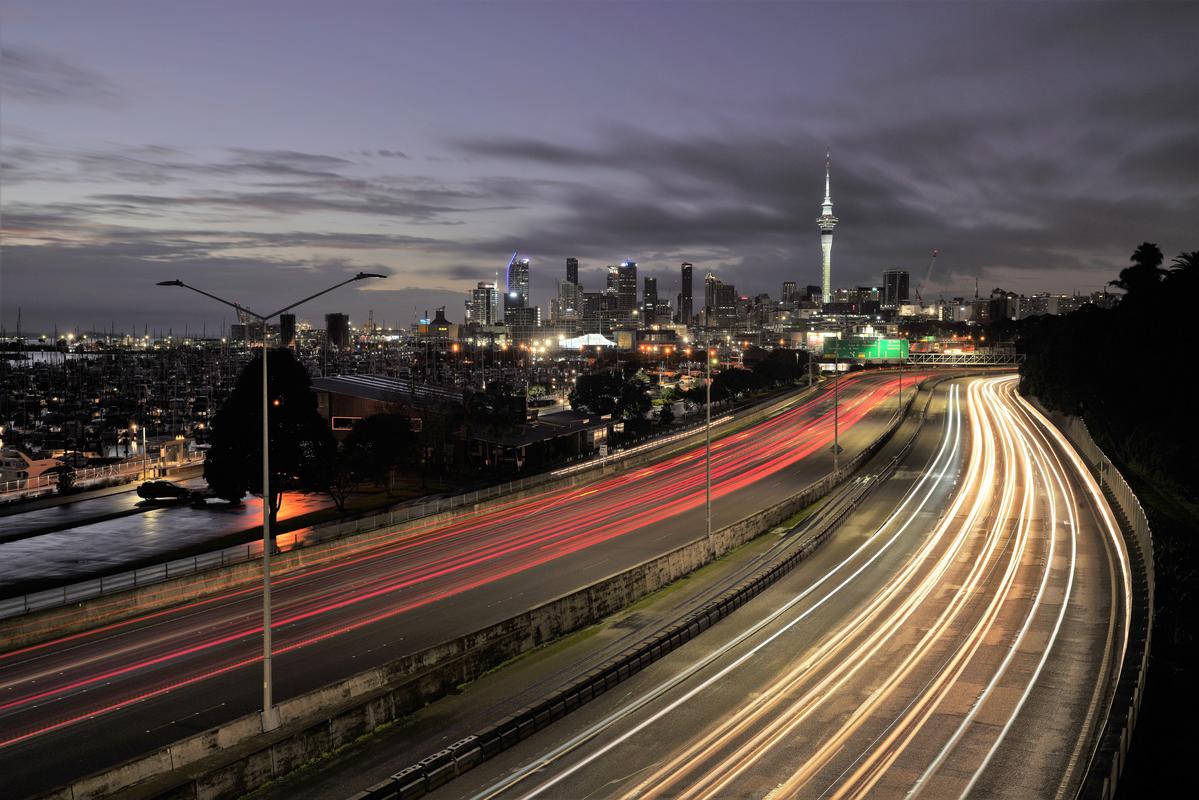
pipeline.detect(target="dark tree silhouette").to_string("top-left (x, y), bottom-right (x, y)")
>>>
top-left (204, 348), bottom-right (335, 526)
top-left (1109, 241), bottom-right (1165, 296)
top-left (343, 413), bottom-right (416, 492)
top-left (711, 368), bottom-right (758, 401)
top-left (569, 372), bottom-right (623, 415)
top-left (618, 378), bottom-right (652, 426)
top-left (657, 400), bottom-right (675, 427)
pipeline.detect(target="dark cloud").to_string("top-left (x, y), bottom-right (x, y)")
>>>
top-left (0, 46), bottom-right (120, 105)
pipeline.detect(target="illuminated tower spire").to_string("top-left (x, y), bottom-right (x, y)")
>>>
top-left (817, 150), bottom-right (838, 304)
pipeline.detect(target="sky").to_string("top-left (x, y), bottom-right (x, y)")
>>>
top-left (1, 0), bottom-right (1196, 335)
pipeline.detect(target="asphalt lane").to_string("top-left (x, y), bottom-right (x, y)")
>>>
top-left (442, 376), bottom-right (1126, 800)
top-left (0, 372), bottom-right (917, 797)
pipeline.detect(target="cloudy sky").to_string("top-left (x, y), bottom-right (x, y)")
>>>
top-left (2, 0), bottom-right (1195, 334)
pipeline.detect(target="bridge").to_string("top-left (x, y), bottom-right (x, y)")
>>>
top-left (907, 351), bottom-right (1024, 366)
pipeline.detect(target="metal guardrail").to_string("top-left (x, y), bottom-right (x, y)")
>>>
top-left (0, 392), bottom-right (791, 621)
top-left (1047, 412), bottom-right (1154, 800)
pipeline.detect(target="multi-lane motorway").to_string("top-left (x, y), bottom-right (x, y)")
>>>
top-left (440, 375), bottom-right (1128, 800)
top-left (0, 372), bottom-right (916, 797)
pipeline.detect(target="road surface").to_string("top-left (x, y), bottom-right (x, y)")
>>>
top-left (441, 376), bottom-right (1128, 800)
top-left (0, 372), bottom-right (918, 797)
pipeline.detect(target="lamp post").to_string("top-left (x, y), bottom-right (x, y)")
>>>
top-left (832, 350), bottom-right (842, 474)
top-left (158, 271), bottom-right (385, 732)
top-left (705, 339), bottom-right (714, 553)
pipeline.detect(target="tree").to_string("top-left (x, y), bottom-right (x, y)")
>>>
top-left (1109, 241), bottom-right (1165, 298)
top-left (56, 467), bottom-right (76, 496)
top-left (327, 449), bottom-right (358, 514)
top-left (343, 413), bottom-right (416, 492)
top-left (658, 400), bottom-right (675, 427)
top-left (711, 368), bottom-right (758, 402)
top-left (618, 378), bottom-right (652, 427)
top-left (569, 372), bottom-right (623, 415)
top-left (204, 348), bottom-right (335, 527)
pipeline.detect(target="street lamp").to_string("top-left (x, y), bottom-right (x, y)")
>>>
top-left (705, 339), bottom-right (715, 554)
top-left (833, 349), bottom-right (842, 473)
top-left (158, 271), bottom-right (385, 732)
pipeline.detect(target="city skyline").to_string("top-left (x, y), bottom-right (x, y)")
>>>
top-left (2, 1), bottom-right (1196, 333)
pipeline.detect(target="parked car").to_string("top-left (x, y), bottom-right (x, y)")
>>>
top-left (136, 480), bottom-right (190, 502)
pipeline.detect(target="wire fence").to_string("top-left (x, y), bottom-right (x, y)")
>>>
top-left (0, 457), bottom-right (204, 503)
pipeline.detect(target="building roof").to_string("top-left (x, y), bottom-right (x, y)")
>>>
top-left (468, 408), bottom-right (609, 447)
top-left (559, 333), bottom-right (617, 348)
top-left (311, 374), bottom-right (465, 406)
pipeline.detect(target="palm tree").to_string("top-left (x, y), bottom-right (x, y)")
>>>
top-left (1109, 242), bottom-right (1165, 298)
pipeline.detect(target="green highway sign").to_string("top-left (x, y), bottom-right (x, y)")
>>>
top-left (822, 337), bottom-right (909, 361)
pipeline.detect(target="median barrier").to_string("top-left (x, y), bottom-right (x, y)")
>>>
top-left (36, 375), bottom-right (942, 800)
top-left (0, 379), bottom-right (835, 647)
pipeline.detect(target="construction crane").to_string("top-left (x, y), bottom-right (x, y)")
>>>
top-left (914, 249), bottom-right (939, 306)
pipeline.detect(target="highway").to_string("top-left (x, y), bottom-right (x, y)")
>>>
top-left (441, 376), bottom-right (1129, 800)
top-left (0, 371), bottom-right (917, 797)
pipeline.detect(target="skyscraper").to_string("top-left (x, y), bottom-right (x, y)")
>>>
top-left (615, 260), bottom-right (637, 321)
top-left (882, 270), bottom-right (910, 309)
top-left (505, 252), bottom-right (530, 311)
top-left (816, 151), bottom-right (838, 304)
top-left (642, 276), bottom-right (658, 324)
top-left (325, 313), bottom-right (350, 349)
top-left (566, 257), bottom-right (579, 286)
top-left (704, 272), bottom-right (719, 312)
top-left (679, 262), bottom-right (693, 325)
top-left (466, 281), bottom-right (499, 326)
top-left (782, 281), bottom-right (797, 302)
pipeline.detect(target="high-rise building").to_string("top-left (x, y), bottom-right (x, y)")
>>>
top-left (678, 262), bottom-right (694, 325)
top-left (552, 278), bottom-right (582, 326)
top-left (782, 281), bottom-right (797, 302)
top-left (279, 313), bottom-right (297, 349)
top-left (704, 272), bottom-right (720, 313)
top-left (607, 261), bottom-right (637, 322)
top-left (581, 291), bottom-right (619, 334)
top-left (642, 276), bottom-right (658, 325)
top-left (325, 313), bottom-right (350, 348)
top-left (882, 270), bottom-right (910, 309)
top-left (618, 261), bottom-right (637, 319)
top-left (816, 151), bottom-right (838, 304)
top-left (466, 281), bottom-right (500, 326)
top-left (566, 257), bottom-right (579, 286)
top-left (505, 252), bottom-right (530, 311)
top-left (504, 253), bottom-right (532, 328)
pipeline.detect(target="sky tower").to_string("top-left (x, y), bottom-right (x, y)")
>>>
top-left (816, 151), bottom-right (838, 304)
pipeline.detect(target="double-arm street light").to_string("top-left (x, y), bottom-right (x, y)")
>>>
top-left (706, 339), bottom-right (714, 552)
top-left (158, 272), bottom-right (385, 731)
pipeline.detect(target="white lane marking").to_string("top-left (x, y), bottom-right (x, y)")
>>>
top-left (469, 384), bottom-right (963, 800)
